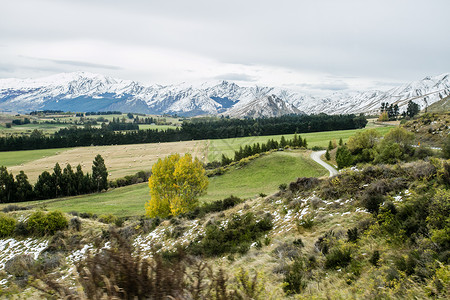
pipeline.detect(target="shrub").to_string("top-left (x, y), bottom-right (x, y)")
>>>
top-left (188, 212), bottom-right (273, 256)
top-left (289, 177), bottom-right (320, 192)
top-left (69, 217), bottom-right (82, 231)
top-left (98, 214), bottom-right (117, 224)
top-left (347, 227), bottom-right (359, 243)
top-left (369, 250), bottom-right (381, 267)
top-left (2, 205), bottom-right (29, 213)
top-left (325, 246), bottom-right (352, 269)
top-left (0, 213), bottom-right (16, 237)
top-left (27, 211), bottom-right (68, 236)
top-left (297, 214), bottom-right (315, 231)
top-left (45, 211), bottom-right (68, 235)
top-left (283, 257), bottom-right (307, 295)
top-left (79, 212), bottom-right (97, 219)
top-left (5, 254), bottom-right (35, 278)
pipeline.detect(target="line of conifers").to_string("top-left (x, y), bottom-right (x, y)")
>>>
top-left (0, 114), bottom-right (367, 151)
top-left (0, 155), bottom-right (108, 204)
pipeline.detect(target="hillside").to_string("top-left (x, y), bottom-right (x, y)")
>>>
top-left (0, 157), bottom-right (448, 298)
top-left (426, 95), bottom-right (450, 113)
top-left (402, 112), bottom-right (450, 147)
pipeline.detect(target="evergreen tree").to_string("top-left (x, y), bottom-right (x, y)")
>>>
top-left (280, 136), bottom-right (287, 148)
top-left (339, 138), bottom-right (343, 146)
top-left (92, 154), bottom-right (108, 192)
top-left (302, 137), bottom-right (308, 148)
top-left (328, 141), bottom-right (333, 151)
top-left (221, 154), bottom-right (232, 166)
top-left (325, 149), bottom-right (331, 161)
top-left (52, 163), bottom-right (63, 198)
top-left (62, 164), bottom-right (76, 196)
top-left (0, 167), bottom-right (15, 203)
top-left (336, 146), bottom-right (353, 169)
top-left (15, 171), bottom-right (33, 202)
top-left (292, 134), bottom-right (299, 147)
top-left (74, 164), bottom-right (84, 195)
top-left (406, 100), bottom-right (420, 118)
top-left (34, 171), bottom-right (54, 200)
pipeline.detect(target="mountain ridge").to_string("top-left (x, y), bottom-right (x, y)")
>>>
top-left (0, 72), bottom-right (449, 116)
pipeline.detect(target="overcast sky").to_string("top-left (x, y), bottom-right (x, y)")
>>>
top-left (1, 0), bottom-right (449, 95)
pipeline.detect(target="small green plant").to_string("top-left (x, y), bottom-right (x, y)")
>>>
top-left (297, 214), bottom-right (315, 231)
top-left (369, 250), bottom-right (381, 267)
top-left (279, 183), bottom-right (287, 191)
top-left (0, 213), bottom-right (16, 237)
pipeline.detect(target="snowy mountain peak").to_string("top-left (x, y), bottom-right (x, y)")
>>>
top-left (225, 94), bottom-right (303, 118)
top-left (0, 72), bottom-right (448, 116)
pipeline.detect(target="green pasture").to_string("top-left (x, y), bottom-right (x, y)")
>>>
top-left (0, 123), bottom-right (76, 136)
top-left (208, 126), bottom-right (393, 161)
top-left (1, 150), bottom-right (326, 217)
top-left (0, 148), bottom-right (70, 167)
top-left (138, 124), bottom-right (178, 131)
top-left (201, 150), bottom-right (326, 203)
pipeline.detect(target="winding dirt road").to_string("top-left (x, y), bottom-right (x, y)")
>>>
top-left (310, 150), bottom-right (338, 177)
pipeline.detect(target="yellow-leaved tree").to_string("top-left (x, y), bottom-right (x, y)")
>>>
top-left (146, 153), bottom-right (209, 218)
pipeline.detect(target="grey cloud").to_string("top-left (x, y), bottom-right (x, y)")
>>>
top-left (296, 82), bottom-right (350, 91)
top-left (1, 0), bottom-right (449, 85)
top-left (20, 56), bottom-right (122, 70)
top-left (213, 73), bottom-right (257, 82)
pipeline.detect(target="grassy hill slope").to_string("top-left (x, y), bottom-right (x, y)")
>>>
top-left (1, 150), bottom-right (326, 217)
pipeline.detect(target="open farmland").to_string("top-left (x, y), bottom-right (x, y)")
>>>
top-left (0, 150), bottom-right (326, 217)
top-left (208, 126), bottom-right (393, 161)
top-left (6, 140), bottom-right (208, 183)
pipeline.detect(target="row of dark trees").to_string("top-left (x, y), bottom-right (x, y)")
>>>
top-left (0, 155), bottom-right (107, 203)
top-left (75, 111), bottom-right (122, 117)
top-left (0, 114), bottom-right (366, 151)
top-left (213, 134), bottom-right (308, 167)
top-left (182, 114), bottom-right (367, 140)
top-left (380, 102), bottom-right (400, 120)
top-left (380, 100), bottom-right (420, 121)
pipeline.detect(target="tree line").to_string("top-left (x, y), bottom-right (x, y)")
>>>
top-left (0, 114), bottom-right (366, 151)
top-left (379, 100), bottom-right (420, 121)
top-left (0, 155), bottom-right (107, 203)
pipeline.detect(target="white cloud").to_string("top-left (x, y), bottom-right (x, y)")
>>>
top-left (0, 0), bottom-right (449, 93)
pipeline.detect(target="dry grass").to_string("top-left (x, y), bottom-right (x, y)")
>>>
top-left (8, 140), bottom-right (208, 183)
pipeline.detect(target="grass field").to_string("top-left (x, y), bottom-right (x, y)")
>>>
top-left (138, 124), bottom-right (178, 130)
top-left (2, 150), bottom-right (326, 217)
top-left (0, 148), bottom-right (72, 168)
top-left (207, 126), bottom-right (393, 161)
top-left (0, 123), bottom-right (79, 137)
top-left (6, 140), bottom-right (208, 183)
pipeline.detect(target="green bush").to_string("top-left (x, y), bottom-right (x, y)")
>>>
top-left (283, 257), bottom-right (307, 295)
top-left (0, 213), bottom-right (16, 237)
top-left (325, 246), bottom-right (352, 269)
top-left (188, 212), bottom-right (273, 256)
top-left (98, 214), bottom-right (118, 224)
top-left (27, 210), bottom-right (68, 236)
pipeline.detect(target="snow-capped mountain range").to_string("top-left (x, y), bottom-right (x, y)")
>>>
top-left (0, 72), bottom-right (448, 117)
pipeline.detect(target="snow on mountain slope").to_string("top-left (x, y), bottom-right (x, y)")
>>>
top-left (224, 94), bottom-right (304, 118)
top-left (0, 72), bottom-right (448, 116)
top-left (292, 74), bottom-right (450, 115)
